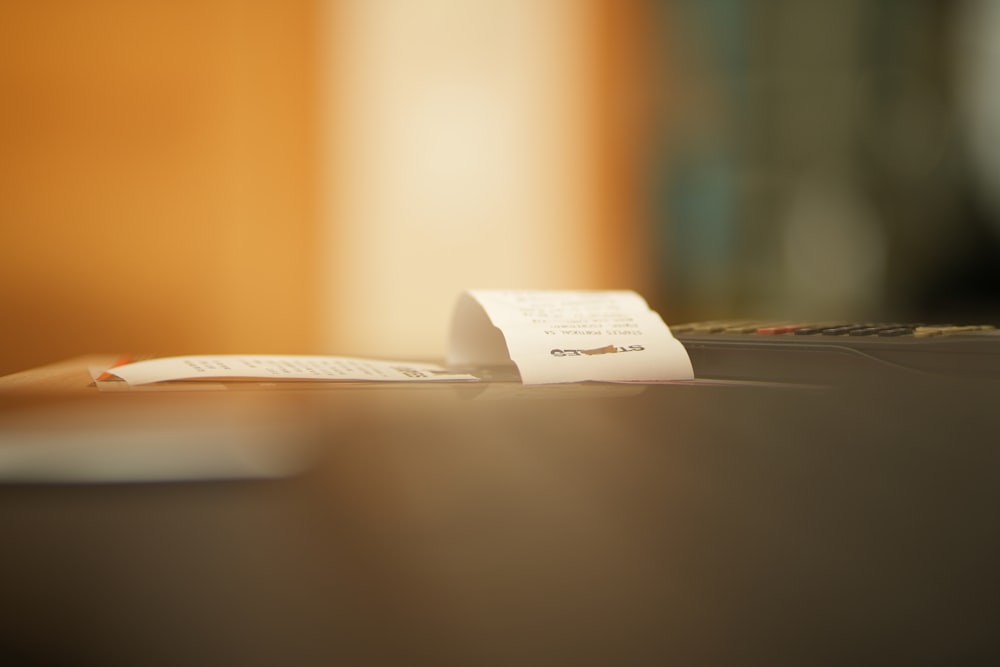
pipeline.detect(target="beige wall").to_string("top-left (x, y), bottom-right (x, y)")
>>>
top-left (321, 0), bottom-right (652, 358)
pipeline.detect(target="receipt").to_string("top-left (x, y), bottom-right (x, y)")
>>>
top-left (447, 290), bottom-right (693, 384)
top-left (104, 291), bottom-right (692, 387)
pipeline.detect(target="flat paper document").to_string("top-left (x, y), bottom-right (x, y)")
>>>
top-left (107, 356), bottom-right (477, 386)
top-left (448, 290), bottom-right (693, 384)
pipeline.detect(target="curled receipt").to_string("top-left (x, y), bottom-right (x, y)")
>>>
top-left (104, 290), bottom-right (692, 387)
top-left (447, 290), bottom-right (693, 384)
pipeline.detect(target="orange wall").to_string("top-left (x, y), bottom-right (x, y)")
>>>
top-left (0, 0), bottom-right (654, 375)
top-left (587, 0), bottom-right (654, 291)
top-left (0, 1), bottom-right (320, 375)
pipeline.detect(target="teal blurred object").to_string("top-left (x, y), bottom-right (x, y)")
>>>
top-left (646, 0), bottom-right (1000, 325)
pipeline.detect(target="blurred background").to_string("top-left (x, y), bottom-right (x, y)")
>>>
top-left (2, 0), bottom-right (1000, 375)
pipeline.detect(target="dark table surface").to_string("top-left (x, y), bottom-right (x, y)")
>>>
top-left (1, 360), bottom-right (998, 666)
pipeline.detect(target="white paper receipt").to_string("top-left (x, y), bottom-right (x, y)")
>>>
top-left (447, 289), bottom-right (693, 384)
top-left (107, 356), bottom-right (478, 386)
top-left (104, 290), bottom-right (692, 387)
